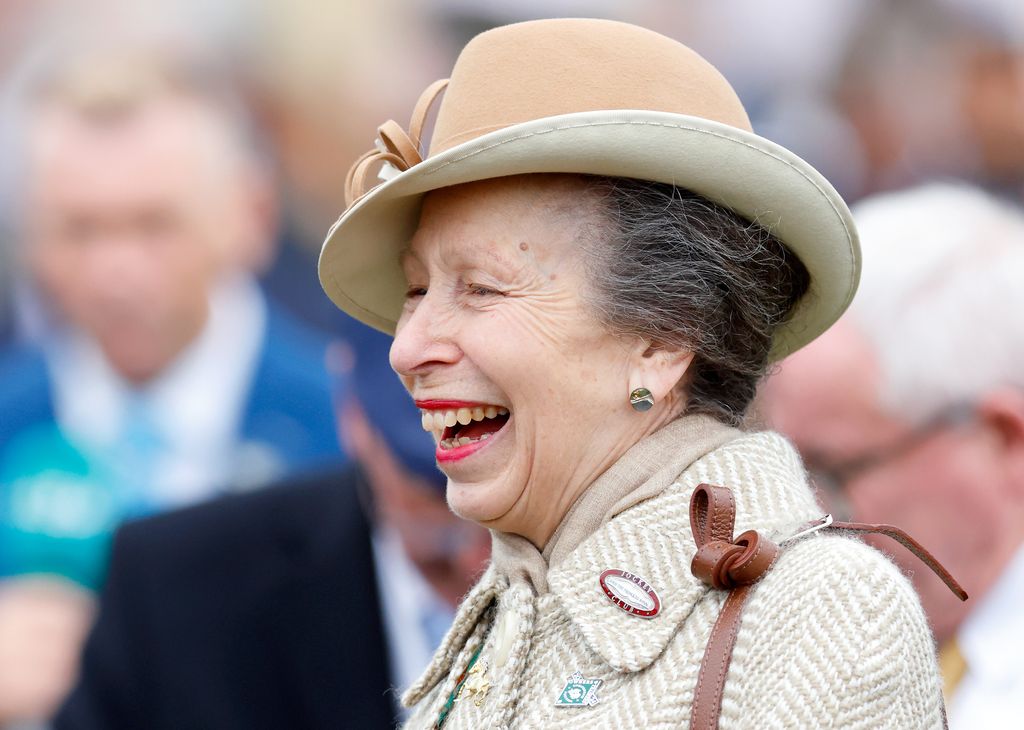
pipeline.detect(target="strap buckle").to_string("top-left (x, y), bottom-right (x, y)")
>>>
top-left (781, 514), bottom-right (833, 544)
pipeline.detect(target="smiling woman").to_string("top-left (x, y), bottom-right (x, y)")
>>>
top-left (393, 176), bottom-right (691, 544)
top-left (318, 18), bottom-right (951, 730)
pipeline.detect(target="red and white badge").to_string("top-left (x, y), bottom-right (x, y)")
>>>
top-left (599, 569), bottom-right (661, 618)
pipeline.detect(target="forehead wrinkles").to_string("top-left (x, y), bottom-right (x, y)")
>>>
top-left (406, 174), bottom-right (602, 279)
top-left (406, 220), bottom-right (537, 282)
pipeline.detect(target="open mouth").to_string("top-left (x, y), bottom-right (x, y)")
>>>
top-left (416, 401), bottom-right (510, 452)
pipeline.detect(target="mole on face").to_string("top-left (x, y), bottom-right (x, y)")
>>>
top-left (519, 241), bottom-right (529, 252)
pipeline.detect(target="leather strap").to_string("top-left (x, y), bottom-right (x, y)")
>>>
top-left (687, 483), bottom-right (967, 730)
top-left (825, 520), bottom-right (967, 601)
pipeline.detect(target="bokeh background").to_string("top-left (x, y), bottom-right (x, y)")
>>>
top-left (2, 0), bottom-right (1024, 335)
top-left (1, 0), bottom-right (1023, 726)
top-left (5, 0), bottom-right (1024, 292)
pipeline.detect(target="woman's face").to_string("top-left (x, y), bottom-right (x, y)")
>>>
top-left (391, 176), bottom-right (672, 547)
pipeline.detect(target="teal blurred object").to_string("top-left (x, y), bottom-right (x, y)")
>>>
top-left (0, 424), bottom-right (129, 591)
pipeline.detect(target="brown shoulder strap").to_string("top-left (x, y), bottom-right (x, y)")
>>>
top-left (826, 520), bottom-right (967, 600)
top-left (687, 483), bottom-right (967, 730)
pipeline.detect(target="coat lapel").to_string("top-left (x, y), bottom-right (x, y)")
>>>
top-left (401, 566), bottom-right (503, 707)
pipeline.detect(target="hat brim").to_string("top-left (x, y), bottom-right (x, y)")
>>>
top-left (319, 109), bottom-right (860, 361)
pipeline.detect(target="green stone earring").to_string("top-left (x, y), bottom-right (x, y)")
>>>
top-left (629, 387), bottom-right (655, 412)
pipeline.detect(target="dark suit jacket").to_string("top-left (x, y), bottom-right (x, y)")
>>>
top-left (55, 468), bottom-right (398, 730)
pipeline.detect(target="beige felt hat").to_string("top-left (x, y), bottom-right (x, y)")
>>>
top-left (319, 18), bottom-right (860, 360)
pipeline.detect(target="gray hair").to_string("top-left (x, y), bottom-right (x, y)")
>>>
top-left (849, 182), bottom-right (1024, 424)
top-left (580, 176), bottom-right (810, 426)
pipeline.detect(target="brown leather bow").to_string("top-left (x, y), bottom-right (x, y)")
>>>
top-left (687, 483), bottom-right (968, 730)
top-left (344, 78), bottom-right (449, 207)
top-left (690, 484), bottom-right (780, 590)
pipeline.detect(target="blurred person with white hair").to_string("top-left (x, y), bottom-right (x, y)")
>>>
top-left (761, 183), bottom-right (1024, 728)
top-left (0, 45), bottom-right (344, 724)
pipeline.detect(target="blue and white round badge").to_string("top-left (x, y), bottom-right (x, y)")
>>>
top-left (599, 569), bottom-right (661, 618)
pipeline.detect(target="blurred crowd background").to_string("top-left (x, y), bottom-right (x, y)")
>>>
top-left (1, 0), bottom-right (1022, 727)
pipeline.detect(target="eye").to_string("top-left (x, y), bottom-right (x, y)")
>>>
top-left (467, 282), bottom-right (502, 296)
top-left (405, 285), bottom-right (428, 299)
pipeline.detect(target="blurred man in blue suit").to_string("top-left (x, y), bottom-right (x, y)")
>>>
top-left (0, 45), bottom-right (344, 722)
top-left (52, 325), bottom-right (490, 729)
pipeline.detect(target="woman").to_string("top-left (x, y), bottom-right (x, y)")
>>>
top-left (320, 18), bottom-right (951, 729)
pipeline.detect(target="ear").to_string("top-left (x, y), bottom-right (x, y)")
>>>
top-left (977, 387), bottom-right (1024, 498)
top-left (628, 340), bottom-right (695, 405)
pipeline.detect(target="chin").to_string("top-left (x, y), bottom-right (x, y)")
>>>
top-left (106, 351), bottom-right (164, 383)
top-left (444, 477), bottom-right (513, 527)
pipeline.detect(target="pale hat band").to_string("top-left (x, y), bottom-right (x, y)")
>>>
top-left (319, 18), bottom-right (860, 361)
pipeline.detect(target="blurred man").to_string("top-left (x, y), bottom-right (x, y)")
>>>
top-left (0, 47), bottom-right (343, 725)
top-left (760, 184), bottom-right (1024, 728)
top-left (54, 325), bottom-right (490, 729)
top-left (4, 48), bottom-right (342, 497)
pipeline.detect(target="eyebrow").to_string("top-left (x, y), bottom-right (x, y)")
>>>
top-left (398, 248), bottom-right (419, 270)
top-left (398, 243), bottom-right (519, 274)
top-left (479, 245), bottom-right (520, 273)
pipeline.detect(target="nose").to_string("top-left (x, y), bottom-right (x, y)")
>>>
top-left (390, 292), bottom-right (462, 377)
top-left (81, 236), bottom-right (151, 305)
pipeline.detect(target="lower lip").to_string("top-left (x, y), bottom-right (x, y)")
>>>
top-left (435, 422), bottom-right (507, 463)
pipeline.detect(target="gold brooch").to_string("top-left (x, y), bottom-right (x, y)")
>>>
top-left (457, 660), bottom-right (491, 707)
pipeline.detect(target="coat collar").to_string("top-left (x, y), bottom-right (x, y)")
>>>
top-left (547, 430), bottom-right (823, 673)
top-left (404, 427), bottom-right (825, 706)
top-left (490, 415), bottom-right (740, 594)
top-left (402, 566), bottom-right (504, 707)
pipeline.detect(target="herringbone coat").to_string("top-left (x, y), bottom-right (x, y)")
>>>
top-left (402, 421), bottom-right (946, 729)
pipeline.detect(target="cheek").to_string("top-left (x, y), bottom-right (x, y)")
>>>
top-left (36, 245), bottom-right (81, 291)
top-left (846, 442), bottom-right (1005, 637)
top-left (156, 247), bottom-right (214, 302)
top-left (846, 443), bottom-right (1006, 560)
top-left (495, 335), bottom-right (621, 429)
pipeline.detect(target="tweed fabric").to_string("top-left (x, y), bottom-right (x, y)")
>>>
top-left (402, 429), bottom-right (946, 729)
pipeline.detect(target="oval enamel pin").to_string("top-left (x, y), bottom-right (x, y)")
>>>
top-left (599, 569), bottom-right (661, 618)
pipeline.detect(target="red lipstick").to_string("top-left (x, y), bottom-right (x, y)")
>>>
top-left (415, 399), bottom-right (494, 410)
top-left (435, 438), bottom-right (493, 463)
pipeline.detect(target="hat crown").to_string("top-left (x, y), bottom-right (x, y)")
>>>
top-left (429, 18), bottom-right (752, 156)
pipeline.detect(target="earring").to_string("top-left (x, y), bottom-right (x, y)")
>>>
top-left (629, 387), bottom-right (655, 412)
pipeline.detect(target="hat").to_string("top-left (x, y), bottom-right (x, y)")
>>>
top-left (319, 18), bottom-right (860, 360)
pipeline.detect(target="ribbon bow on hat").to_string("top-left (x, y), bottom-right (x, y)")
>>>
top-left (344, 79), bottom-right (449, 207)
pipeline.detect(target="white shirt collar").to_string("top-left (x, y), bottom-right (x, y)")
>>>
top-left (957, 544), bottom-right (1024, 680)
top-left (371, 525), bottom-right (455, 707)
top-left (948, 543), bottom-right (1024, 728)
top-left (47, 274), bottom-right (266, 506)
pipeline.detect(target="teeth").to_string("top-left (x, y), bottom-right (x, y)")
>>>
top-left (437, 432), bottom-right (494, 450)
top-left (417, 405), bottom-right (511, 434)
